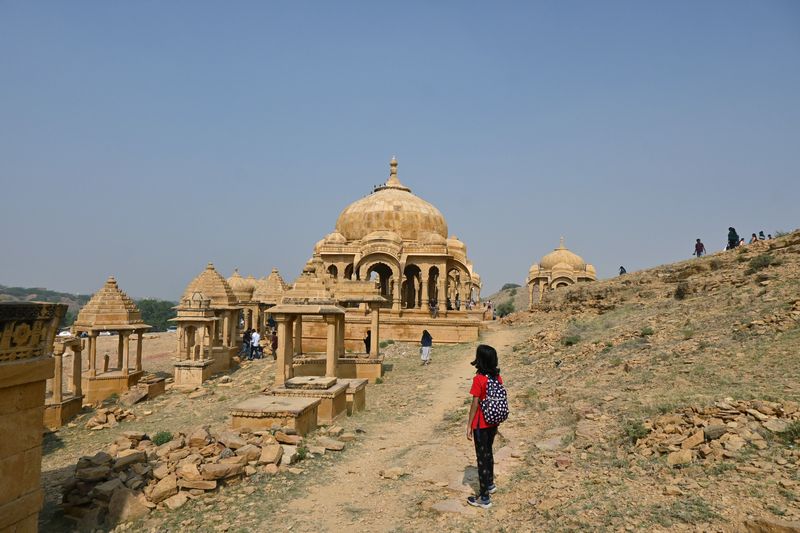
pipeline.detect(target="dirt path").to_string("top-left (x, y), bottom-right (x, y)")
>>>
top-left (283, 324), bottom-right (522, 532)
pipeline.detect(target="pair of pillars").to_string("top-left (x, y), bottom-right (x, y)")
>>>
top-left (274, 313), bottom-right (346, 386)
top-left (51, 344), bottom-right (83, 403)
top-left (85, 330), bottom-right (144, 377)
top-left (177, 324), bottom-right (209, 361)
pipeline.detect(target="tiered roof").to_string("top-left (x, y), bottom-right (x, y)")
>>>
top-left (73, 277), bottom-right (151, 332)
top-left (182, 263), bottom-right (239, 308)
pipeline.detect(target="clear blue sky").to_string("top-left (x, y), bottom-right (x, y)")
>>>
top-left (1, 1), bottom-right (798, 300)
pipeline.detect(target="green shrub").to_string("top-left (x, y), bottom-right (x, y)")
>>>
top-left (640, 326), bottom-right (655, 337)
top-left (622, 419), bottom-right (649, 444)
top-left (562, 334), bottom-right (580, 346)
top-left (674, 282), bottom-right (689, 300)
top-left (152, 431), bottom-right (173, 446)
top-left (747, 254), bottom-right (774, 274)
top-left (375, 377), bottom-right (384, 384)
top-left (496, 301), bottom-right (515, 317)
top-left (501, 283), bottom-right (521, 291)
top-left (296, 446), bottom-right (309, 461)
top-left (682, 328), bottom-right (695, 340)
top-left (709, 259), bottom-right (723, 271)
top-left (775, 230), bottom-right (788, 237)
top-left (781, 421), bottom-right (800, 444)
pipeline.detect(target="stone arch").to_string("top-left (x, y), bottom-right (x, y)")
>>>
top-left (327, 264), bottom-right (338, 279)
top-left (343, 263), bottom-right (354, 280)
top-left (403, 264), bottom-right (422, 309)
top-left (427, 266), bottom-right (440, 306)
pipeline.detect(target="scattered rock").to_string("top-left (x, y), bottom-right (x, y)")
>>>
top-left (667, 449), bottom-right (693, 467)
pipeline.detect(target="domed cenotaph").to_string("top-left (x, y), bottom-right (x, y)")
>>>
top-left (300, 157), bottom-right (485, 350)
top-left (527, 238), bottom-right (597, 308)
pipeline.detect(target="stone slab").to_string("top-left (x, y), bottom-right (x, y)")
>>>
top-left (230, 395), bottom-right (320, 436)
top-left (268, 382), bottom-right (348, 426)
top-left (284, 376), bottom-right (337, 390)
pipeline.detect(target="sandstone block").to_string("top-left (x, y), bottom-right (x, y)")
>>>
top-left (667, 449), bottom-right (692, 467)
top-left (150, 474), bottom-right (178, 503)
top-left (681, 430), bottom-right (705, 450)
top-left (317, 437), bottom-right (345, 451)
top-left (178, 479), bottom-right (217, 490)
top-left (235, 444), bottom-right (261, 462)
top-left (107, 487), bottom-right (150, 525)
top-left (164, 492), bottom-right (189, 510)
top-left (201, 463), bottom-right (244, 480)
top-left (114, 450), bottom-right (147, 471)
top-left (258, 444), bottom-right (283, 465)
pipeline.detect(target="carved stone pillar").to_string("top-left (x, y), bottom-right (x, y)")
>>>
top-left (122, 332), bottom-right (130, 375)
top-left (52, 348), bottom-right (64, 403)
top-left (89, 333), bottom-right (98, 377)
top-left (325, 316), bottom-right (338, 378)
top-left (275, 315), bottom-right (294, 387)
top-left (370, 305), bottom-right (380, 358)
top-left (71, 345), bottom-right (82, 397)
top-left (136, 331), bottom-right (143, 371)
top-left (293, 315), bottom-right (303, 356)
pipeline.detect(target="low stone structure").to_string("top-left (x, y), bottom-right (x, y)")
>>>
top-left (172, 263), bottom-right (242, 388)
top-left (44, 335), bottom-right (84, 429)
top-left (527, 238), bottom-right (597, 308)
top-left (72, 277), bottom-right (152, 404)
top-left (0, 301), bottom-right (65, 531)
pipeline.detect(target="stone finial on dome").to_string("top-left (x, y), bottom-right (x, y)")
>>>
top-left (377, 156), bottom-right (411, 192)
top-left (559, 236), bottom-right (566, 249)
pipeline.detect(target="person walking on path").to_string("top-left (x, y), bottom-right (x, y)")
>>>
top-left (727, 227), bottom-right (740, 250)
top-left (749, 233), bottom-right (759, 244)
top-left (759, 231), bottom-right (766, 240)
top-left (619, 266), bottom-right (627, 276)
top-left (694, 239), bottom-right (707, 258)
top-left (363, 330), bottom-right (371, 355)
top-left (241, 329), bottom-right (252, 357)
top-left (465, 345), bottom-right (504, 509)
top-left (249, 329), bottom-right (261, 360)
top-left (420, 329), bottom-right (433, 365)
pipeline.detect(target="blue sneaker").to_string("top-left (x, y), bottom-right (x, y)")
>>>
top-left (487, 484), bottom-right (497, 494)
top-left (467, 495), bottom-right (492, 509)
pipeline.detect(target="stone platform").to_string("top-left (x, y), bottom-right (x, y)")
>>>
top-left (230, 395), bottom-right (320, 436)
top-left (43, 393), bottom-right (84, 430)
top-left (336, 378), bottom-right (368, 415)
top-left (81, 369), bottom-right (144, 404)
top-left (173, 359), bottom-right (214, 388)
top-left (292, 356), bottom-right (384, 383)
top-left (268, 377), bottom-right (348, 426)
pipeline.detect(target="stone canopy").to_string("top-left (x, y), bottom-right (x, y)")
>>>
top-left (527, 238), bottom-right (597, 307)
top-left (310, 157), bottom-right (482, 311)
top-left (73, 276), bottom-right (151, 333)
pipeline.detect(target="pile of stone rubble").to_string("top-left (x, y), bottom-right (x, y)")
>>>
top-left (61, 426), bottom-right (351, 528)
top-left (84, 407), bottom-right (138, 430)
top-left (635, 399), bottom-right (799, 467)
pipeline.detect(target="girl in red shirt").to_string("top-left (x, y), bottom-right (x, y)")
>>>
top-left (465, 344), bottom-right (502, 509)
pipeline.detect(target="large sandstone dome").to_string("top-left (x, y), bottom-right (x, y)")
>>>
top-left (335, 158), bottom-right (448, 242)
top-left (539, 238), bottom-right (588, 270)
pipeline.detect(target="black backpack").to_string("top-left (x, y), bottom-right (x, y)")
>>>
top-left (480, 376), bottom-right (509, 425)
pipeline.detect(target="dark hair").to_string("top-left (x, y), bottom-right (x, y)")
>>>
top-left (471, 344), bottom-right (499, 377)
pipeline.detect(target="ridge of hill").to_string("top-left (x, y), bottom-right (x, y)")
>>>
top-left (0, 285), bottom-right (177, 331)
top-left (490, 230), bottom-right (800, 530)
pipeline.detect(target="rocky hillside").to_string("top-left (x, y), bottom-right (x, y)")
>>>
top-left (484, 283), bottom-right (529, 316)
top-left (491, 230), bottom-right (800, 530)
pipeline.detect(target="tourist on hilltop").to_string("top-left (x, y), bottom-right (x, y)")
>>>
top-left (739, 237), bottom-right (746, 247)
top-left (241, 329), bottom-right (252, 357)
top-left (768, 234), bottom-right (773, 240)
top-left (466, 344), bottom-right (507, 509)
top-left (694, 239), bottom-right (707, 258)
top-left (420, 329), bottom-right (433, 365)
top-left (759, 231), bottom-right (766, 240)
top-left (619, 266), bottom-right (627, 276)
top-left (249, 329), bottom-right (261, 360)
top-left (749, 233), bottom-right (759, 244)
top-left (727, 227), bottom-right (740, 250)
top-left (364, 330), bottom-right (371, 355)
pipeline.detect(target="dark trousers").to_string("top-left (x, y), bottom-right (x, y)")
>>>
top-left (473, 426), bottom-right (497, 498)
